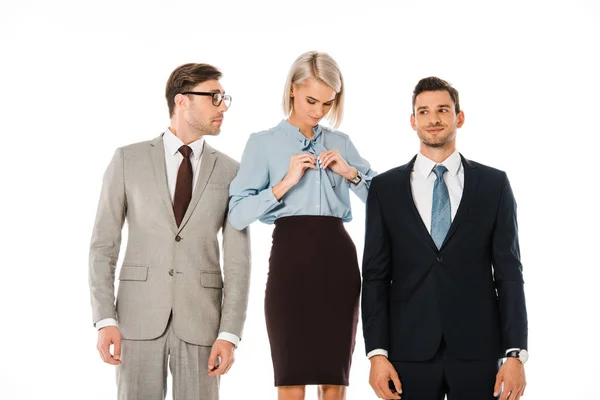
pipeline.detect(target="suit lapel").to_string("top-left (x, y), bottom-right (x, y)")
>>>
top-left (440, 154), bottom-right (479, 249)
top-left (177, 142), bottom-right (218, 234)
top-left (150, 135), bottom-right (178, 231)
top-left (399, 156), bottom-right (440, 252)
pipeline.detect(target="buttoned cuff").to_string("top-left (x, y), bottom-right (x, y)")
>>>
top-left (217, 332), bottom-right (240, 348)
top-left (367, 349), bottom-right (388, 359)
top-left (96, 318), bottom-right (118, 330)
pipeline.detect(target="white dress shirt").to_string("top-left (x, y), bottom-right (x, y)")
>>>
top-left (367, 151), bottom-right (517, 359)
top-left (410, 150), bottom-right (464, 234)
top-left (96, 128), bottom-right (240, 347)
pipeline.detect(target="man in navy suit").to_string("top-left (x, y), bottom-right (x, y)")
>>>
top-left (361, 77), bottom-right (528, 400)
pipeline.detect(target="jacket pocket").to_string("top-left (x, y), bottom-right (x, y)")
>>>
top-left (200, 271), bottom-right (223, 288)
top-left (119, 265), bottom-right (149, 281)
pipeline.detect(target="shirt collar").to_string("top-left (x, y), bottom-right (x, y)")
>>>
top-left (414, 150), bottom-right (462, 179)
top-left (277, 119), bottom-right (323, 145)
top-left (164, 128), bottom-right (205, 158)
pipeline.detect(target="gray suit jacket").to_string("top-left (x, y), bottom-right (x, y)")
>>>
top-left (89, 134), bottom-right (251, 346)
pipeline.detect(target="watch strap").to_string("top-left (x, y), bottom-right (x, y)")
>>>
top-left (506, 350), bottom-right (520, 358)
top-left (349, 170), bottom-right (362, 185)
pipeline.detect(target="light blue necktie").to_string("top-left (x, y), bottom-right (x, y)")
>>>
top-left (431, 165), bottom-right (451, 249)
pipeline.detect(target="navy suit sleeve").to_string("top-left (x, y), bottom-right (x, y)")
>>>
top-left (361, 178), bottom-right (393, 354)
top-left (491, 172), bottom-right (528, 350)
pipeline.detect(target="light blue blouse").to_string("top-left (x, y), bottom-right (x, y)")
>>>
top-left (228, 120), bottom-right (376, 230)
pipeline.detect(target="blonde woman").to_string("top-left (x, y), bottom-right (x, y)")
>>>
top-left (229, 51), bottom-right (376, 400)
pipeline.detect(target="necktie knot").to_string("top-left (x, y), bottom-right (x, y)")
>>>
top-left (179, 145), bottom-right (192, 159)
top-left (433, 165), bottom-right (448, 180)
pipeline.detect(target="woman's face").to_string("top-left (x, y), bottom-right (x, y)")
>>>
top-left (290, 78), bottom-right (336, 127)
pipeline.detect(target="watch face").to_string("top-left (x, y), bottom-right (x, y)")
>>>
top-left (518, 349), bottom-right (529, 363)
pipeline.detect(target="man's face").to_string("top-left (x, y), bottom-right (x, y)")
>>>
top-left (411, 90), bottom-right (464, 149)
top-left (182, 79), bottom-right (229, 136)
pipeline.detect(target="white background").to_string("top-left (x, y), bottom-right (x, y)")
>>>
top-left (1, 0), bottom-right (599, 399)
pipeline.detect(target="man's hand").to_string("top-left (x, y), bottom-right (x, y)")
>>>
top-left (369, 355), bottom-right (402, 399)
top-left (494, 358), bottom-right (526, 399)
top-left (97, 326), bottom-right (122, 365)
top-left (207, 339), bottom-right (235, 376)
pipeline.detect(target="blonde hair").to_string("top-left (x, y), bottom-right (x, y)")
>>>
top-left (282, 51), bottom-right (345, 129)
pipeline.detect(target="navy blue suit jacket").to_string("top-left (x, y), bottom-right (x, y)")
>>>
top-left (361, 154), bottom-right (528, 361)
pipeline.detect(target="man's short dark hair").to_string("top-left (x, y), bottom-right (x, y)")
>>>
top-left (165, 63), bottom-right (222, 117)
top-left (412, 77), bottom-right (460, 115)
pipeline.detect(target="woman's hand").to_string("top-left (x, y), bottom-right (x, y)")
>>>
top-left (283, 153), bottom-right (317, 186)
top-left (272, 153), bottom-right (317, 200)
top-left (318, 149), bottom-right (357, 181)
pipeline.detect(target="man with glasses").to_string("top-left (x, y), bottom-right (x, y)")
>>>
top-left (89, 63), bottom-right (250, 400)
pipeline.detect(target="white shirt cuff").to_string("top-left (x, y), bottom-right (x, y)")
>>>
top-left (217, 332), bottom-right (240, 347)
top-left (505, 348), bottom-right (521, 355)
top-left (96, 318), bottom-right (118, 330)
top-left (367, 349), bottom-right (388, 359)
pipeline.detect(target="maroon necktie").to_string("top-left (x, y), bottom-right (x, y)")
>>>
top-left (173, 145), bottom-right (193, 226)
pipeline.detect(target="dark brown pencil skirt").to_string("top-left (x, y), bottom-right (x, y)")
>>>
top-left (265, 215), bottom-right (361, 387)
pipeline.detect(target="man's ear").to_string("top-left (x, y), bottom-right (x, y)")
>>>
top-left (457, 110), bottom-right (465, 128)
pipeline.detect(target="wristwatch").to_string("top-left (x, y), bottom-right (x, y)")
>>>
top-left (506, 349), bottom-right (529, 364)
top-left (348, 170), bottom-right (362, 185)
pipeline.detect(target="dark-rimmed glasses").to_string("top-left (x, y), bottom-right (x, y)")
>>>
top-left (181, 92), bottom-right (232, 107)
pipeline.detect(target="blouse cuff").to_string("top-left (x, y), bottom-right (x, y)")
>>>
top-left (349, 173), bottom-right (369, 200)
top-left (260, 185), bottom-right (282, 211)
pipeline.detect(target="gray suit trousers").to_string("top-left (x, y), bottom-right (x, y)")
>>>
top-left (117, 316), bottom-right (219, 400)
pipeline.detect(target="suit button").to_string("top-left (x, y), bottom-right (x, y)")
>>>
top-left (169, 269), bottom-right (174, 276)
top-left (436, 256), bottom-right (443, 262)
top-left (175, 235), bottom-right (181, 242)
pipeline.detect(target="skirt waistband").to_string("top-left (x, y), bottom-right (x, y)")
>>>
top-left (274, 215), bottom-right (343, 227)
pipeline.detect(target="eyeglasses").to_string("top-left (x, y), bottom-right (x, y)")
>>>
top-left (181, 91), bottom-right (232, 107)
